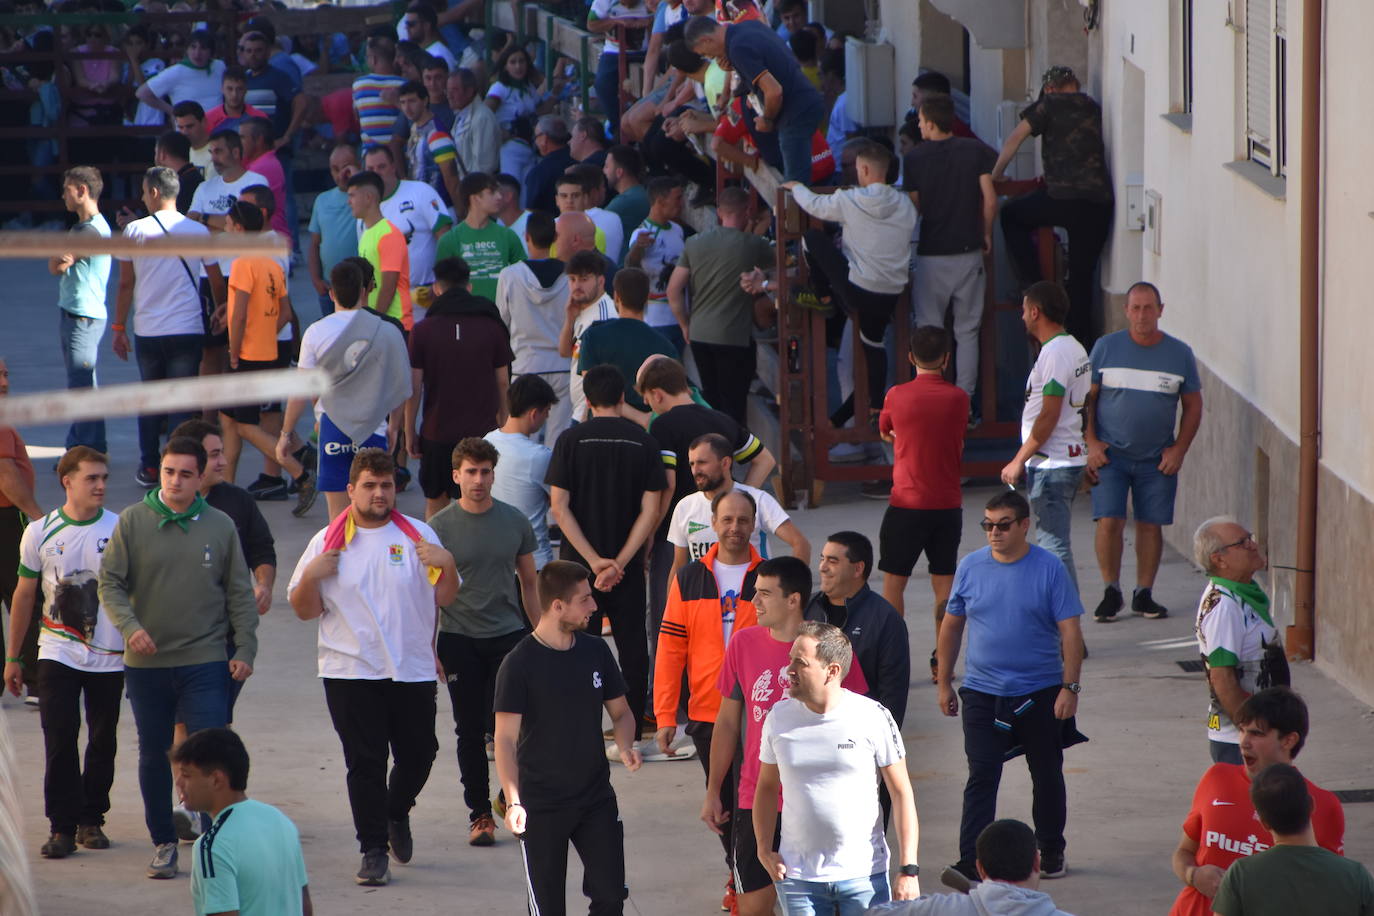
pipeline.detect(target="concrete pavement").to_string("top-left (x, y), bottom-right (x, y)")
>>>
top-left (3, 259), bottom-right (1372, 915)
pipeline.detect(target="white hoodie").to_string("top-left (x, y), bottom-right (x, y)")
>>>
top-left (791, 182), bottom-right (917, 295)
top-left (868, 882), bottom-right (1077, 916)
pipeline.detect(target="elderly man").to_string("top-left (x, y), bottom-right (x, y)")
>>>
top-left (447, 68), bottom-right (501, 176)
top-left (523, 115), bottom-right (575, 213)
top-left (1192, 516), bottom-right (1286, 765)
top-left (1086, 281), bottom-right (1203, 622)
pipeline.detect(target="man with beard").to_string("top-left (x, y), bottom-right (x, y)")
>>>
top-left (558, 250), bottom-right (616, 425)
top-left (288, 448), bottom-right (457, 886)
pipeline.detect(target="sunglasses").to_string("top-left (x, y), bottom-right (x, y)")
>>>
top-left (980, 517), bottom-right (1025, 532)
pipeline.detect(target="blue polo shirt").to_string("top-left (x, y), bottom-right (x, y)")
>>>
top-left (946, 545), bottom-right (1083, 696)
top-left (1089, 330), bottom-right (1201, 460)
top-left (723, 19), bottom-right (822, 122)
top-left (57, 213), bottom-right (111, 319)
top-left (307, 187), bottom-right (359, 279)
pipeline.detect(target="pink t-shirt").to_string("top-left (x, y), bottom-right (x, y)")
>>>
top-left (246, 150), bottom-right (291, 239)
top-left (716, 625), bottom-right (868, 810)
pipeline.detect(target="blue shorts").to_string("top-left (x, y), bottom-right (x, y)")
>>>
top-left (1090, 447), bottom-right (1178, 525)
top-left (318, 412), bottom-right (386, 492)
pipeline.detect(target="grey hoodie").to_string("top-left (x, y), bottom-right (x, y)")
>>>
top-left (495, 258), bottom-right (569, 375)
top-left (867, 882), bottom-right (1076, 916)
top-left (792, 183), bottom-right (917, 294)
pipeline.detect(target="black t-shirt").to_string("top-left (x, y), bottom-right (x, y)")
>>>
top-left (903, 137), bottom-right (996, 256)
top-left (545, 416), bottom-right (668, 563)
top-left (823, 599), bottom-right (847, 628)
top-left (647, 403), bottom-right (763, 539)
top-left (205, 482), bottom-right (276, 570)
top-left (1019, 92), bottom-right (1112, 202)
top-left (493, 631), bottom-right (627, 809)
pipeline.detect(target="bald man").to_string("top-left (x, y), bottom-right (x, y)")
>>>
top-left (308, 145), bottom-right (361, 315)
top-left (557, 212), bottom-right (615, 287)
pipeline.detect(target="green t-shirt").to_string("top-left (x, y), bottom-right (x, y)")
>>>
top-left (428, 498), bottom-right (536, 638)
top-left (191, 799), bottom-right (308, 916)
top-left (1213, 844), bottom-right (1374, 916)
top-left (436, 219), bottom-right (526, 301)
top-left (577, 317), bottom-right (679, 412)
top-left (606, 184), bottom-right (650, 258)
top-left (678, 226), bottom-right (773, 346)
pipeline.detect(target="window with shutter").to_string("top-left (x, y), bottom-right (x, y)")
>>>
top-left (1245, 0), bottom-right (1272, 167)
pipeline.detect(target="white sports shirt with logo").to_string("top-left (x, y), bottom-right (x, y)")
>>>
top-left (356, 179), bottom-right (454, 287)
top-left (1022, 332), bottom-right (1092, 468)
top-left (17, 508), bottom-right (123, 672)
top-left (1195, 581), bottom-right (1277, 744)
top-left (667, 482), bottom-right (791, 561)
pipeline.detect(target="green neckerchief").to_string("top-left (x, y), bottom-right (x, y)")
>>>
top-left (1209, 576), bottom-right (1272, 626)
top-left (179, 57), bottom-right (212, 72)
top-left (143, 489), bottom-right (207, 533)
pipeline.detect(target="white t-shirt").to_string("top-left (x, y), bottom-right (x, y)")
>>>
top-left (144, 59), bottom-right (227, 114)
top-left (288, 515), bottom-right (448, 682)
top-left (188, 169), bottom-right (270, 274)
top-left (759, 690), bottom-right (904, 882)
top-left (424, 39), bottom-right (457, 69)
top-left (17, 508), bottom-right (123, 672)
top-left (486, 81), bottom-right (547, 130)
top-left (568, 293), bottom-right (615, 422)
top-left (189, 143), bottom-right (217, 181)
top-left (1195, 581), bottom-right (1278, 744)
top-left (588, 0), bottom-right (644, 53)
top-left (668, 482), bottom-right (791, 561)
top-left (585, 206), bottom-right (624, 265)
top-left (484, 429), bottom-right (554, 569)
top-left (118, 211), bottom-right (211, 337)
top-left (356, 179), bottom-right (453, 287)
top-left (627, 218), bottom-right (685, 327)
top-left (298, 309), bottom-right (388, 437)
top-left (1022, 333), bottom-right (1091, 469)
top-left (714, 559), bottom-right (749, 643)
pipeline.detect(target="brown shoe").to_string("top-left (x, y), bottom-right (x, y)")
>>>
top-left (468, 813), bottom-right (496, 847)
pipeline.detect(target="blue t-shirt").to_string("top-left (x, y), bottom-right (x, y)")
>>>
top-left (723, 19), bottom-right (822, 122)
top-left (57, 213), bottom-right (111, 319)
top-left (245, 65), bottom-right (298, 137)
top-left (307, 187), bottom-right (360, 279)
top-left (946, 545), bottom-right (1083, 696)
top-left (191, 799), bottom-right (308, 916)
top-left (1089, 330), bottom-right (1201, 460)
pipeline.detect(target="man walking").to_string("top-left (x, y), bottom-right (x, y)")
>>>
top-left (486, 375), bottom-right (560, 570)
top-left (362, 144), bottom-right (454, 316)
top-left (753, 621), bottom-right (921, 912)
top-left (97, 436), bottom-right (259, 879)
top-left (308, 144), bottom-right (361, 317)
top-left (494, 561), bottom-right (643, 915)
top-left (288, 448), bottom-right (457, 886)
top-left (5, 447), bottom-right (121, 859)
top-left (547, 365), bottom-right (668, 757)
top-left (51, 167), bottom-right (111, 452)
top-left (1086, 281), bottom-right (1203, 622)
top-left (938, 490), bottom-right (1084, 882)
top-left (347, 170), bottom-right (414, 330)
top-left (438, 171), bottom-right (524, 303)
top-left (1000, 281), bottom-right (1091, 594)
top-left (577, 268), bottom-right (679, 414)
top-left (429, 438), bottom-right (539, 847)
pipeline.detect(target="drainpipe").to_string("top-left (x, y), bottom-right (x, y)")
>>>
top-left (1288, 0), bottom-right (1321, 661)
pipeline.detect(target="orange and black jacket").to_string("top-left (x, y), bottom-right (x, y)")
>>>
top-left (653, 543), bottom-right (762, 729)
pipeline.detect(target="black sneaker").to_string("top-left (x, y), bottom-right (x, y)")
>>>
top-left (394, 466), bottom-right (412, 492)
top-left (1132, 588), bottom-right (1169, 619)
top-left (135, 467), bottom-right (158, 488)
top-left (246, 474), bottom-right (288, 501)
top-left (1040, 851), bottom-right (1067, 878)
top-left (387, 817), bottom-right (413, 864)
top-left (292, 441), bottom-right (317, 472)
top-left (356, 847), bottom-right (390, 886)
top-left (1093, 586), bottom-right (1123, 622)
top-left (860, 480), bottom-right (892, 500)
top-left (40, 832), bottom-right (76, 858)
top-left (943, 861), bottom-right (979, 891)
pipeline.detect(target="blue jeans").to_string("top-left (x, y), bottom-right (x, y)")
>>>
top-left (133, 333), bottom-right (203, 470)
top-left (1026, 464), bottom-right (1085, 594)
top-left (124, 661), bottom-right (230, 845)
top-left (778, 871), bottom-right (890, 915)
top-left (59, 309), bottom-right (107, 451)
top-left (752, 95), bottom-right (826, 184)
top-left (595, 52), bottom-right (621, 119)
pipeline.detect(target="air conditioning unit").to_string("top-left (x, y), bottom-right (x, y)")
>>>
top-left (996, 100), bottom-right (1037, 179)
top-left (845, 37), bottom-right (896, 127)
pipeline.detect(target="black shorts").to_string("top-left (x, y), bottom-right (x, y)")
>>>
top-left (731, 807), bottom-right (781, 894)
top-left (878, 506), bottom-right (962, 577)
top-left (418, 437), bottom-right (460, 500)
top-left (221, 358), bottom-right (278, 425)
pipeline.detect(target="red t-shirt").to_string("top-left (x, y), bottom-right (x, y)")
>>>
top-left (716, 625), bottom-right (867, 811)
top-left (714, 100), bottom-right (836, 184)
top-left (0, 427), bottom-right (34, 510)
top-left (878, 374), bottom-right (968, 510)
top-left (1168, 763), bottom-right (1345, 916)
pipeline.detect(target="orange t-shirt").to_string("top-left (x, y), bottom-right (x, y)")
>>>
top-left (228, 256), bottom-right (286, 362)
top-left (0, 427), bottom-right (34, 510)
top-left (1169, 763), bottom-right (1345, 916)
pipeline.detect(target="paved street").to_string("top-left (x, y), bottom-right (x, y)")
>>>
top-left (2, 258), bottom-right (1372, 915)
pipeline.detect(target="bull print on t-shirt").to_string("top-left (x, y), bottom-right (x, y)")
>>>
top-left (52, 569), bottom-right (101, 642)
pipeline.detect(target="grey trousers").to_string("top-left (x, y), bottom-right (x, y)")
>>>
top-left (913, 251), bottom-right (986, 397)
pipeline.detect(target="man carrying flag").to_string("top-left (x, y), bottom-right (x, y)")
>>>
top-left (288, 447), bottom-right (458, 888)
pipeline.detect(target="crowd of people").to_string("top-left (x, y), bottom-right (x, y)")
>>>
top-left (2, 0), bottom-right (1373, 915)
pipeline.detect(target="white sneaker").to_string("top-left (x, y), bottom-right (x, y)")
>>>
top-left (828, 442), bottom-right (865, 464)
top-left (607, 738), bottom-right (698, 763)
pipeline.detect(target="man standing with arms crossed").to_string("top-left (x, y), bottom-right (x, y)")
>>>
top-left (1000, 281), bottom-right (1091, 595)
top-left (429, 438), bottom-right (539, 848)
top-left (51, 167), bottom-right (111, 453)
top-left (97, 436), bottom-right (259, 880)
top-left (938, 490), bottom-right (1084, 882)
top-left (1086, 281), bottom-right (1203, 622)
top-left (288, 448), bottom-right (457, 886)
top-left (753, 622), bottom-right (921, 912)
top-left (6, 447), bottom-right (122, 859)
top-left (494, 561), bottom-right (643, 915)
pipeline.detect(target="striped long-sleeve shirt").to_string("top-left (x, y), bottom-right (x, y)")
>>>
top-left (351, 73), bottom-right (408, 148)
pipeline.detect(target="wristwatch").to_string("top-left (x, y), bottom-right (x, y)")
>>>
top-left (1061, 682), bottom-right (1081, 694)
top-left (898, 864), bottom-right (920, 877)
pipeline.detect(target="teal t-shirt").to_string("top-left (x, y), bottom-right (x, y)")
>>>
top-left (436, 219), bottom-right (525, 301)
top-left (307, 186), bottom-right (359, 279)
top-left (191, 799), bottom-right (308, 916)
top-left (58, 213), bottom-right (111, 319)
top-left (577, 317), bottom-right (679, 412)
top-left (605, 184), bottom-right (649, 259)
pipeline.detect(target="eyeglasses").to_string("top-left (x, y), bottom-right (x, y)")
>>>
top-left (1213, 534), bottom-right (1255, 554)
top-left (980, 517), bottom-right (1025, 532)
